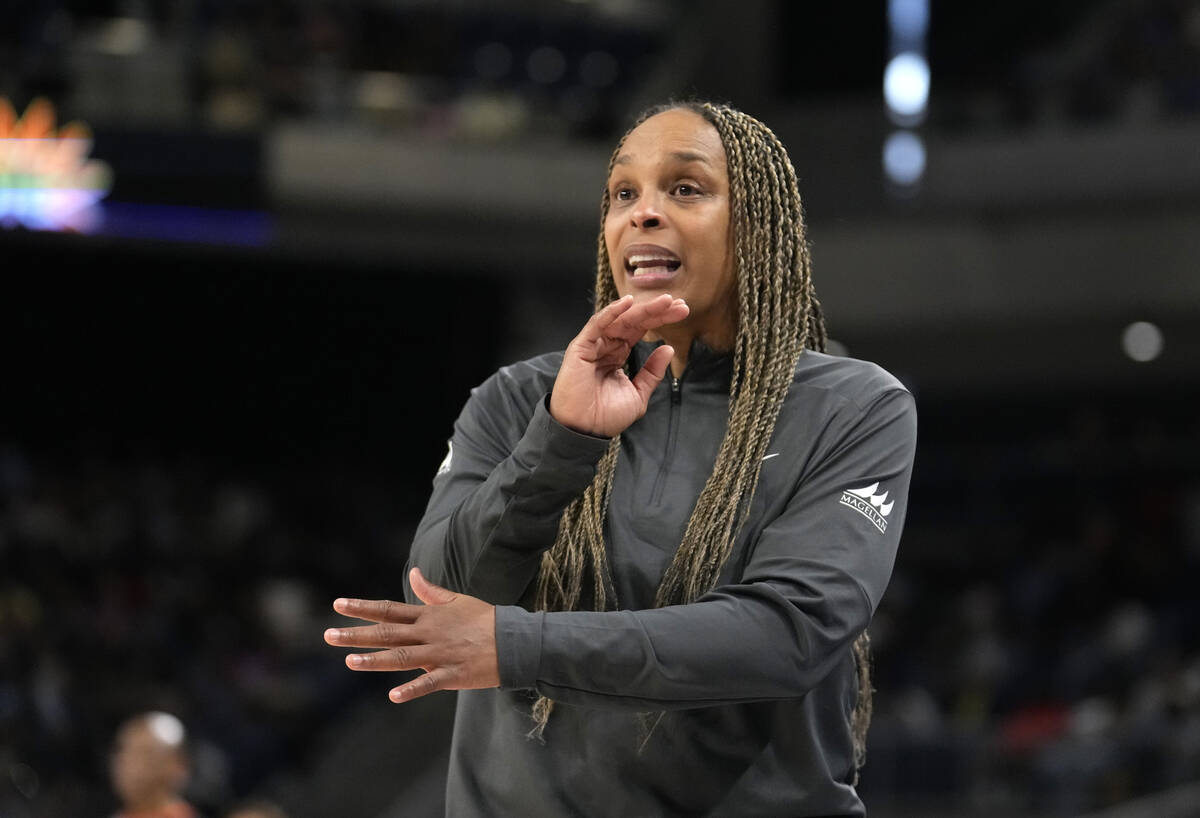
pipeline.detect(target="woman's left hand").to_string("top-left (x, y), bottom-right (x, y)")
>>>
top-left (324, 568), bottom-right (499, 702)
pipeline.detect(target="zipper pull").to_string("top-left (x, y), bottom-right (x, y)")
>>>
top-left (670, 376), bottom-right (681, 405)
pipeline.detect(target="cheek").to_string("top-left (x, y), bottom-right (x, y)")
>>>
top-left (603, 220), bottom-right (624, 278)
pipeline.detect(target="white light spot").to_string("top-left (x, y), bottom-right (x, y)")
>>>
top-left (1122, 321), bottom-right (1163, 362)
top-left (146, 712), bottom-right (185, 748)
top-left (883, 130), bottom-right (926, 186)
top-left (884, 52), bottom-right (930, 120)
top-left (527, 46), bottom-right (567, 85)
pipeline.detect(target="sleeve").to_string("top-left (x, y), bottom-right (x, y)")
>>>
top-left (404, 370), bottom-right (612, 605)
top-left (495, 387), bottom-right (917, 711)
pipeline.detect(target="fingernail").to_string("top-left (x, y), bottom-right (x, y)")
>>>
top-left (324, 628), bottom-right (340, 641)
top-left (349, 655), bottom-right (364, 667)
top-left (389, 689), bottom-right (405, 703)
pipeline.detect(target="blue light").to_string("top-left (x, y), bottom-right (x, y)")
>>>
top-left (888, 0), bottom-right (930, 43)
top-left (98, 202), bottom-right (273, 246)
top-left (0, 187), bottom-right (106, 232)
top-left (883, 131), bottom-right (926, 186)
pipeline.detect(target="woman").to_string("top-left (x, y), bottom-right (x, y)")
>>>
top-left (325, 102), bottom-right (917, 816)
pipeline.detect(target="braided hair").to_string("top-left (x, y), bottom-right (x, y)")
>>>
top-left (531, 101), bottom-right (873, 776)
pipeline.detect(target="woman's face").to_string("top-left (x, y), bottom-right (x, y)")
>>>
top-left (604, 108), bottom-right (736, 349)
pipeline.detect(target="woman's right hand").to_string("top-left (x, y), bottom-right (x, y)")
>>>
top-left (549, 294), bottom-right (689, 438)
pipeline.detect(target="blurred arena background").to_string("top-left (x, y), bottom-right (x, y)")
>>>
top-left (2, 0), bottom-right (1199, 815)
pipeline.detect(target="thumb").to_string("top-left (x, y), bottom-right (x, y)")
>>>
top-left (410, 566), bottom-right (457, 606)
top-left (630, 344), bottom-right (675, 404)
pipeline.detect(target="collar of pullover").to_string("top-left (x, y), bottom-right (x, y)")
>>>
top-left (629, 338), bottom-right (733, 393)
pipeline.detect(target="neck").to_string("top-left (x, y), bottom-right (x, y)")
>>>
top-left (647, 325), bottom-right (734, 378)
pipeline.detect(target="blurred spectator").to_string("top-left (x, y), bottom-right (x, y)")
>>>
top-left (109, 711), bottom-right (198, 818)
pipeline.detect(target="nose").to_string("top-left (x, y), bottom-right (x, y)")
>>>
top-left (630, 192), bottom-right (663, 229)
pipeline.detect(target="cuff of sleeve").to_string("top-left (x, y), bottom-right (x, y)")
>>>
top-left (507, 397), bottom-right (611, 497)
top-left (530, 394), bottom-right (611, 450)
top-left (495, 605), bottom-right (544, 690)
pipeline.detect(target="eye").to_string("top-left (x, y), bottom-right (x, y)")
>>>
top-left (612, 187), bottom-right (634, 201)
top-left (673, 183), bottom-right (699, 197)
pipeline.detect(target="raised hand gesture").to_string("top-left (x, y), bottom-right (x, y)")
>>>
top-left (550, 294), bottom-right (689, 438)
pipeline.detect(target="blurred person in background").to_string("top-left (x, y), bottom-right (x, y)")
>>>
top-left (109, 711), bottom-right (199, 818)
top-left (326, 101), bottom-right (917, 816)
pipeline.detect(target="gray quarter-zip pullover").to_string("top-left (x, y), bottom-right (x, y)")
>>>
top-left (406, 341), bottom-right (917, 817)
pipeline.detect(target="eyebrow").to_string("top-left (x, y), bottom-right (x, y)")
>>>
top-left (612, 150), bottom-right (714, 167)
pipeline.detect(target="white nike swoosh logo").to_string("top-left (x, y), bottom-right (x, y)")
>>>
top-left (762, 453), bottom-right (780, 461)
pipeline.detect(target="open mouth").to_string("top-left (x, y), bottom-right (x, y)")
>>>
top-left (625, 253), bottom-right (682, 276)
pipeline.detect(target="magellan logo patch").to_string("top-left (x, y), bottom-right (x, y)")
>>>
top-left (840, 482), bottom-right (894, 533)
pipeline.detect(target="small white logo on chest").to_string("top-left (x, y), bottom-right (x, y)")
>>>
top-left (761, 452), bottom-right (780, 461)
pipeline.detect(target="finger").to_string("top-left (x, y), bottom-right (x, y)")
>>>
top-left (581, 297), bottom-right (676, 366)
top-left (586, 296), bottom-right (689, 369)
top-left (344, 644), bottom-right (437, 671)
top-left (390, 668), bottom-right (453, 703)
top-left (630, 344), bottom-right (675, 404)
top-left (324, 622), bottom-right (420, 648)
top-left (409, 567), bottom-right (457, 606)
top-left (584, 333), bottom-right (639, 370)
top-left (332, 597), bottom-right (421, 624)
top-left (577, 295), bottom-right (635, 343)
top-left (607, 295), bottom-right (689, 341)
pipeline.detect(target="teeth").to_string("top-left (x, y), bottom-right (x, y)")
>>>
top-left (629, 254), bottom-right (678, 267)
